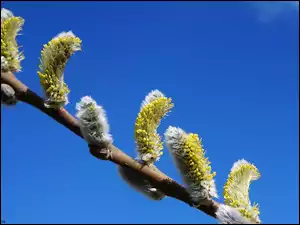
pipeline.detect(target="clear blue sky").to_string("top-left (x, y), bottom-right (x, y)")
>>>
top-left (1, 1), bottom-right (299, 224)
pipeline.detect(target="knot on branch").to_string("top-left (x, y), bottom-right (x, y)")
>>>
top-left (89, 144), bottom-right (112, 160)
top-left (1, 83), bottom-right (17, 106)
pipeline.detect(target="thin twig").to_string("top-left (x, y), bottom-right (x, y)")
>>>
top-left (1, 71), bottom-right (220, 219)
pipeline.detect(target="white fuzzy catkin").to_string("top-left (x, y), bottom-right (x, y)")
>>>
top-left (76, 96), bottom-right (112, 146)
top-left (53, 31), bottom-right (75, 39)
top-left (117, 161), bottom-right (165, 201)
top-left (140, 89), bottom-right (165, 110)
top-left (216, 204), bottom-right (253, 224)
top-left (1, 8), bottom-right (14, 20)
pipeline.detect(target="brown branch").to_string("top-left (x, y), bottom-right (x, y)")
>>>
top-left (1, 71), bottom-right (220, 220)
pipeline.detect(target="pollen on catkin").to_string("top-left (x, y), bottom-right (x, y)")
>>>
top-left (1, 8), bottom-right (24, 73)
top-left (76, 96), bottom-right (113, 147)
top-left (223, 159), bottom-right (261, 224)
top-left (164, 126), bottom-right (218, 205)
top-left (37, 31), bottom-right (81, 108)
top-left (134, 90), bottom-right (174, 165)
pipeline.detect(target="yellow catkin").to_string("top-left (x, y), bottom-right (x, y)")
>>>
top-left (37, 33), bottom-right (81, 108)
top-left (181, 133), bottom-right (216, 185)
top-left (223, 160), bottom-right (261, 223)
top-left (135, 96), bottom-right (173, 164)
top-left (1, 16), bottom-right (24, 72)
top-left (165, 126), bottom-right (218, 203)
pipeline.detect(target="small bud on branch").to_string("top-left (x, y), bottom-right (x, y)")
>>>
top-left (1, 83), bottom-right (17, 105)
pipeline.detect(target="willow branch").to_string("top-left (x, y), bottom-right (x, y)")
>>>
top-left (1, 71), bottom-right (220, 219)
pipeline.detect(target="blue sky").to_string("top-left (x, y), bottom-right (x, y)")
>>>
top-left (1, 1), bottom-right (299, 224)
